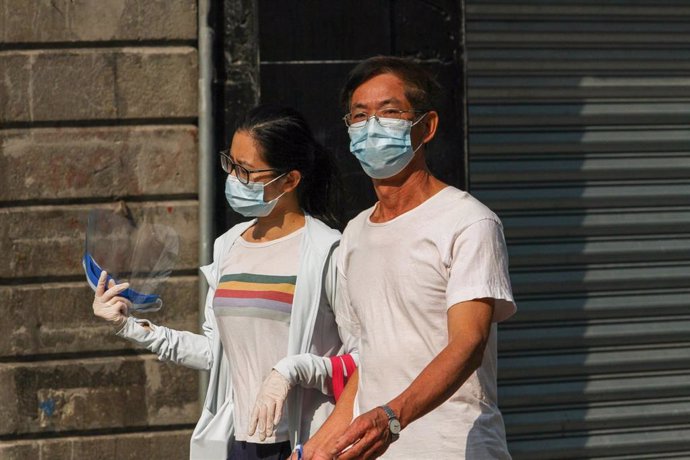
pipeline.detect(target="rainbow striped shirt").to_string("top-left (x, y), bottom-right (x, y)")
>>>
top-left (212, 273), bottom-right (297, 322)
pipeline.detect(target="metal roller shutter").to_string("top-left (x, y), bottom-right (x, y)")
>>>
top-left (465, 1), bottom-right (690, 458)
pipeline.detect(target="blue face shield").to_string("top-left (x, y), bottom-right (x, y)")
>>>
top-left (83, 253), bottom-right (162, 312)
top-left (83, 209), bottom-right (179, 313)
top-left (347, 115), bottom-right (426, 179)
top-left (224, 173), bottom-right (286, 217)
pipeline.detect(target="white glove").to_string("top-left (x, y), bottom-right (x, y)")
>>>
top-left (247, 370), bottom-right (292, 441)
top-left (92, 270), bottom-right (132, 328)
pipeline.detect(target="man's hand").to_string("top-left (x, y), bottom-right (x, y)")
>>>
top-left (247, 370), bottom-right (292, 441)
top-left (92, 271), bottom-right (131, 327)
top-left (290, 369), bottom-right (360, 460)
top-left (331, 407), bottom-right (392, 459)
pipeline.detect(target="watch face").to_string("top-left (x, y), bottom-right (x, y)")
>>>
top-left (389, 419), bottom-right (402, 435)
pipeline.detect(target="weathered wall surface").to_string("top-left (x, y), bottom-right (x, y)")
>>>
top-left (0, 1), bottom-right (200, 458)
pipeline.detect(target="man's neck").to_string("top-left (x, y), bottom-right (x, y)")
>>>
top-left (371, 168), bottom-right (447, 223)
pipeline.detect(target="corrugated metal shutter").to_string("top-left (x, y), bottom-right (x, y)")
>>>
top-left (465, 2), bottom-right (690, 458)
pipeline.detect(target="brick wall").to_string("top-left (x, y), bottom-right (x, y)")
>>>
top-left (1, 2), bottom-right (201, 458)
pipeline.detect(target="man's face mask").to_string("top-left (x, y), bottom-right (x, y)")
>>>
top-left (224, 173), bottom-right (287, 217)
top-left (347, 113), bottom-right (427, 179)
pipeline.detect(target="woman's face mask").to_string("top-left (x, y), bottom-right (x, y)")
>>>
top-left (347, 114), bottom-right (427, 179)
top-left (224, 173), bottom-right (286, 217)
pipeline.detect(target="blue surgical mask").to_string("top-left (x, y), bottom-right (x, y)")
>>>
top-left (348, 115), bottom-right (426, 179)
top-left (224, 173), bottom-right (286, 217)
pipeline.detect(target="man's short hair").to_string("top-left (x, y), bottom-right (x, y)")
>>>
top-left (340, 56), bottom-right (441, 112)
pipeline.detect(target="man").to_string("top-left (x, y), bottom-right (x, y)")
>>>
top-left (298, 56), bottom-right (516, 460)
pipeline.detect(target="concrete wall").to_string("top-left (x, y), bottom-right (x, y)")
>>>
top-left (1, 1), bottom-right (201, 458)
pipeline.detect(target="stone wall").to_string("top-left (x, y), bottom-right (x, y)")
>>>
top-left (1, 1), bottom-right (200, 458)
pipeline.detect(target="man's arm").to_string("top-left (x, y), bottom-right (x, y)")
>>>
top-left (292, 368), bottom-right (359, 460)
top-left (332, 298), bottom-right (495, 459)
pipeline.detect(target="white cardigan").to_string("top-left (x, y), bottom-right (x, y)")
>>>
top-left (117, 215), bottom-right (357, 459)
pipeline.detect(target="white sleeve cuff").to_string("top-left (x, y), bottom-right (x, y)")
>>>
top-left (116, 316), bottom-right (157, 343)
top-left (447, 285), bottom-right (516, 323)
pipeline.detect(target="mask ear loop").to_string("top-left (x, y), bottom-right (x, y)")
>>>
top-left (411, 139), bottom-right (425, 155)
top-left (263, 171), bottom-right (288, 187)
top-left (411, 112), bottom-right (429, 127)
top-left (410, 112), bottom-right (430, 154)
top-left (262, 172), bottom-right (289, 204)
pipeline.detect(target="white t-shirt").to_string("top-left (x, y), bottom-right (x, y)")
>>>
top-left (212, 227), bottom-right (303, 443)
top-left (338, 187), bottom-right (516, 459)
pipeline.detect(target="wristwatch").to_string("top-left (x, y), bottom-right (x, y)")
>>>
top-left (379, 404), bottom-right (401, 442)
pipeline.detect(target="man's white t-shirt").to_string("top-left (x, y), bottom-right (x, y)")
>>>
top-left (212, 227), bottom-right (303, 443)
top-left (337, 187), bottom-right (516, 459)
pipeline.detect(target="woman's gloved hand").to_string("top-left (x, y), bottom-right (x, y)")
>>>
top-left (247, 369), bottom-right (292, 441)
top-left (92, 270), bottom-right (131, 328)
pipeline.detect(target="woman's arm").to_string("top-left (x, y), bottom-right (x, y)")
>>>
top-left (248, 245), bottom-right (359, 440)
top-left (115, 283), bottom-right (216, 371)
top-left (273, 246), bottom-right (359, 394)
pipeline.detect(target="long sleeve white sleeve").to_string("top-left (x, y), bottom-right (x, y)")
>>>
top-left (116, 286), bottom-right (216, 371)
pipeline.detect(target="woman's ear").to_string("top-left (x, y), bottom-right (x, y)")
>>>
top-left (282, 170), bottom-right (302, 194)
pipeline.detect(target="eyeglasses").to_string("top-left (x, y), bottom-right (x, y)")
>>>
top-left (343, 108), bottom-right (427, 128)
top-left (219, 151), bottom-right (283, 185)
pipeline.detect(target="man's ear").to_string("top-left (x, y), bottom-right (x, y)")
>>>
top-left (422, 111), bottom-right (439, 144)
top-left (282, 170), bottom-right (302, 193)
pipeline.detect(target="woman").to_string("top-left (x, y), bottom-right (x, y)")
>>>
top-left (92, 105), bottom-right (357, 460)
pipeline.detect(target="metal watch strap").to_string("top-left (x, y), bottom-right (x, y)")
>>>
top-left (379, 404), bottom-right (401, 442)
top-left (380, 404), bottom-right (396, 420)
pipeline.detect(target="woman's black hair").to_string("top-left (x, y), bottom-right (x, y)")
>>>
top-left (235, 105), bottom-right (343, 229)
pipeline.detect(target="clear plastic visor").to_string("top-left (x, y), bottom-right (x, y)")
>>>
top-left (83, 209), bottom-right (179, 313)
